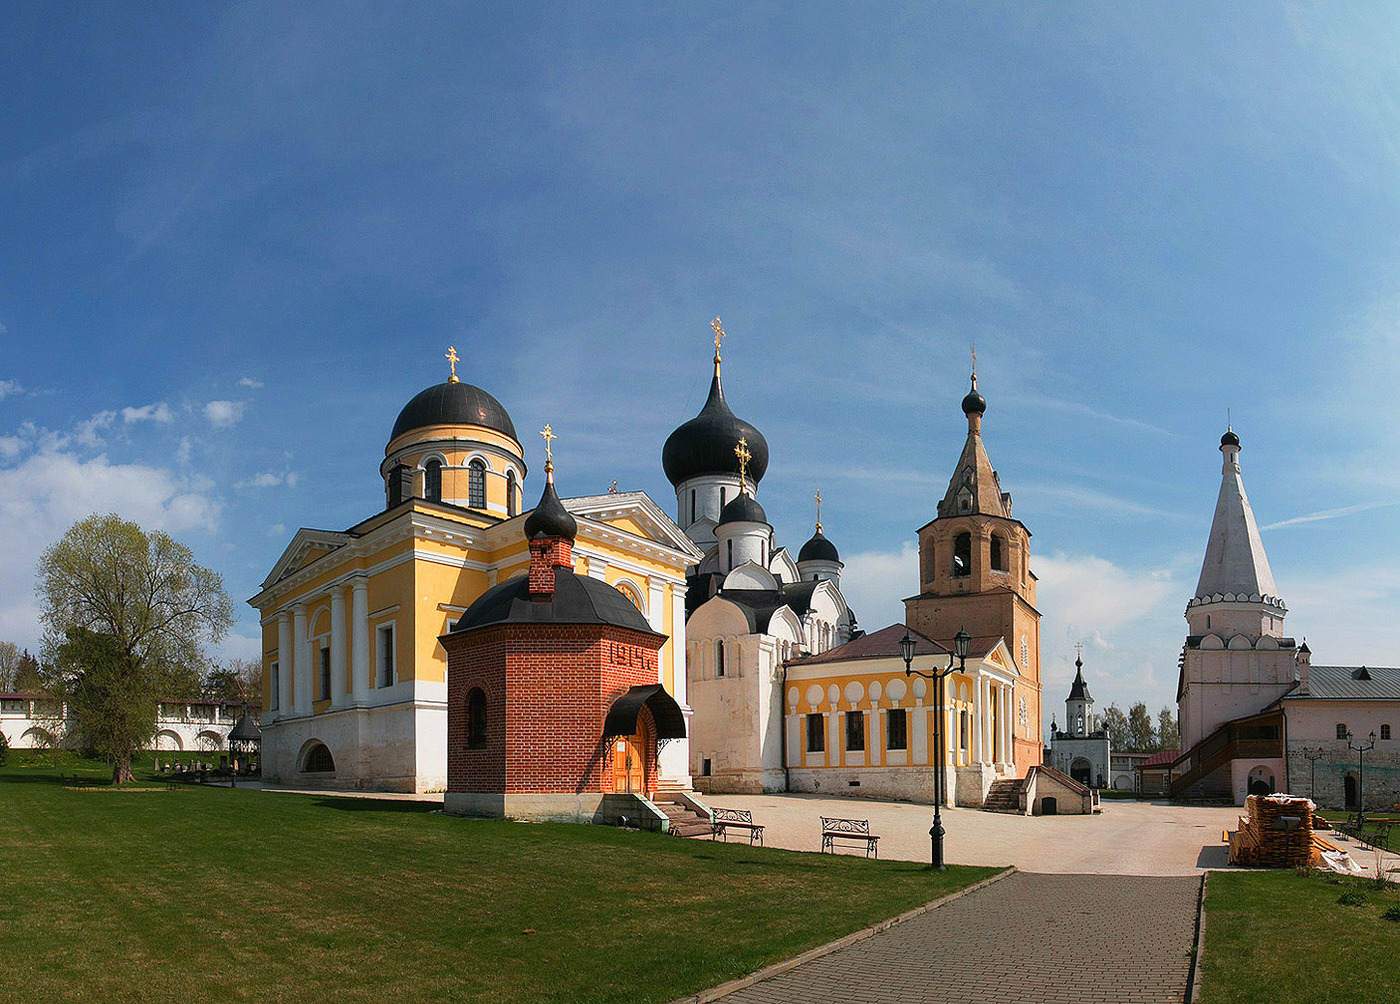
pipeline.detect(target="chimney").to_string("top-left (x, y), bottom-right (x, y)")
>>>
top-left (386, 463), bottom-right (415, 508)
top-left (528, 536), bottom-right (574, 599)
top-left (1297, 641), bottom-right (1311, 695)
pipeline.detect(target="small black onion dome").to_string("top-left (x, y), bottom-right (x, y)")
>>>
top-left (390, 381), bottom-right (519, 443)
top-left (961, 383), bottom-right (987, 416)
top-left (718, 492), bottom-right (768, 526)
top-left (1221, 429), bottom-right (1240, 448)
top-left (662, 372), bottom-right (769, 486)
top-left (523, 476), bottom-right (577, 541)
top-left (798, 527), bottom-right (839, 563)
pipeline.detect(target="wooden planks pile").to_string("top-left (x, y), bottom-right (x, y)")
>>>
top-left (1228, 794), bottom-right (1314, 868)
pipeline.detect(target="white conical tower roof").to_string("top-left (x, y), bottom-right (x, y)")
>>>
top-left (1193, 429), bottom-right (1282, 606)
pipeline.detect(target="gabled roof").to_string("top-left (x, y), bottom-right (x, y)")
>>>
top-left (792, 624), bottom-right (947, 666)
top-left (1283, 665), bottom-right (1400, 702)
top-left (562, 491), bottom-right (703, 559)
top-left (260, 527), bottom-right (358, 588)
top-left (1140, 749), bottom-right (1180, 768)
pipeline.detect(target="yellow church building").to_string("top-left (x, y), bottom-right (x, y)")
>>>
top-left (251, 351), bottom-right (701, 792)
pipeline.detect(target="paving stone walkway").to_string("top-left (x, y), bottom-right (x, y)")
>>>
top-left (710, 872), bottom-right (1201, 1004)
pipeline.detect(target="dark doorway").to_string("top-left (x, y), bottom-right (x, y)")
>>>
top-left (1345, 773), bottom-right (1359, 810)
top-left (1042, 797), bottom-right (1058, 816)
top-left (1070, 758), bottom-right (1092, 786)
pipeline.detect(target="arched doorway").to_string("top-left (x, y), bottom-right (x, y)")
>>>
top-left (1345, 772), bottom-right (1359, 810)
top-left (1070, 757), bottom-right (1092, 786)
top-left (611, 735), bottom-right (645, 793)
top-left (1247, 766), bottom-right (1275, 798)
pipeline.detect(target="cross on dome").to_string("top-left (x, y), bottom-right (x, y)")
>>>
top-left (734, 436), bottom-right (751, 495)
top-left (446, 345), bottom-right (460, 383)
top-left (814, 487), bottom-right (823, 532)
top-left (540, 424), bottom-right (557, 477)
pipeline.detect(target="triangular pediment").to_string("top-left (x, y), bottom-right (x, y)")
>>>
top-left (262, 528), bottom-right (356, 588)
top-left (564, 491), bottom-right (704, 559)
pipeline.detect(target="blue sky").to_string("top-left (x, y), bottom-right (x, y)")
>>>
top-left (5, 3), bottom-right (1400, 724)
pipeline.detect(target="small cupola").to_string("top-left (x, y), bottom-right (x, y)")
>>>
top-left (797, 488), bottom-right (843, 586)
top-left (714, 436), bottom-right (772, 573)
top-left (525, 424), bottom-right (577, 599)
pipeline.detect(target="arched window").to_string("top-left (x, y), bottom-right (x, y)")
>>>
top-left (468, 459), bottom-right (487, 508)
top-left (466, 688), bottom-right (488, 748)
top-left (303, 743), bottom-right (334, 773)
top-left (990, 533), bottom-right (1006, 571)
top-left (952, 533), bottom-right (971, 578)
top-left (1336, 723), bottom-right (1348, 740)
top-left (423, 459), bottom-right (443, 502)
top-left (1382, 724), bottom-right (1392, 741)
top-left (715, 641), bottom-right (725, 678)
top-left (506, 470), bottom-right (519, 516)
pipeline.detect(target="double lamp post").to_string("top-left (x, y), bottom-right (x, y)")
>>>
top-left (900, 626), bottom-right (971, 871)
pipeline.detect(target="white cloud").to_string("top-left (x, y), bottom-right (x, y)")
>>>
top-left (1261, 500), bottom-right (1400, 531)
top-left (176, 436), bottom-right (192, 464)
top-left (121, 402), bottom-right (173, 424)
top-left (237, 377), bottom-right (264, 389)
top-left (235, 470), bottom-right (298, 489)
top-left (269, 523), bottom-right (286, 536)
top-left (839, 542), bottom-right (920, 634)
top-left (73, 410), bottom-right (115, 448)
top-left (0, 436), bottom-right (23, 459)
top-left (204, 400), bottom-right (246, 428)
top-left (0, 379), bottom-right (23, 400)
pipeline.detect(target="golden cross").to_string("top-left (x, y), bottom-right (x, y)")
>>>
top-left (540, 424), bottom-right (556, 464)
top-left (608, 479), bottom-right (619, 494)
top-left (734, 436), bottom-right (751, 494)
top-left (711, 316), bottom-right (726, 356)
top-left (814, 488), bottom-right (823, 530)
top-left (446, 345), bottom-right (460, 383)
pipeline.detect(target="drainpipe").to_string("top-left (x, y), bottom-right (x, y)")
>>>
top-left (780, 658), bottom-right (790, 792)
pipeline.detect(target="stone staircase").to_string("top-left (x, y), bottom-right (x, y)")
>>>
top-left (652, 795), bottom-right (714, 838)
top-left (982, 777), bottom-right (1026, 814)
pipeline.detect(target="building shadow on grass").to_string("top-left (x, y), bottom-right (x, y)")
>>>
top-left (311, 796), bottom-right (439, 813)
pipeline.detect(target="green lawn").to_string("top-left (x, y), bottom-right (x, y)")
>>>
top-left (1, 754), bottom-right (996, 1004)
top-left (1204, 870), bottom-right (1400, 1003)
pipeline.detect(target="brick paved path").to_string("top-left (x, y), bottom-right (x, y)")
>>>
top-left (713, 873), bottom-right (1200, 1004)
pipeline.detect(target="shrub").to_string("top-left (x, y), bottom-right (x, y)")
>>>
top-left (0, 729), bottom-right (8, 765)
top-left (1337, 888), bottom-right (1369, 907)
top-left (1383, 906), bottom-right (1400, 923)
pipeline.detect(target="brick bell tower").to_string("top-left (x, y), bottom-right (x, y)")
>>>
top-left (904, 368), bottom-right (1043, 775)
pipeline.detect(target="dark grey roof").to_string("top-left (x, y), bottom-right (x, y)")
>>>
top-left (228, 713), bottom-right (262, 742)
top-left (391, 381), bottom-right (519, 443)
top-left (661, 370), bottom-right (769, 487)
top-left (798, 527), bottom-right (839, 563)
top-left (718, 492), bottom-right (768, 526)
top-left (697, 580), bottom-right (823, 634)
top-left (1067, 660), bottom-right (1093, 703)
top-left (523, 478), bottom-right (577, 540)
top-left (1284, 665), bottom-right (1400, 702)
top-left (452, 568), bottom-right (662, 636)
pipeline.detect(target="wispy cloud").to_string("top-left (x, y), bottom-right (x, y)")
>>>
top-left (0, 379), bottom-right (23, 400)
top-left (1018, 394), bottom-right (1175, 438)
top-left (121, 402), bottom-right (172, 424)
top-left (204, 400), bottom-right (246, 428)
top-left (1262, 500), bottom-right (1400, 531)
top-left (238, 377), bottom-right (264, 389)
top-left (235, 471), bottom-right (299, 489)
top-left (1019, 483), bottom-right (1185, 520)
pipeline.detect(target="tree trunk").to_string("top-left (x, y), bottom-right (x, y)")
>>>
top-left (112, 756), bottom-right (135, 785)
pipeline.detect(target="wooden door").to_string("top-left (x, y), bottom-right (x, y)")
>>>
top-left (612, 736), bottom-right (644, 793)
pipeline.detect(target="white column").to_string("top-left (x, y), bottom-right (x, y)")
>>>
top-left (330, 587), bottom-right (347, 709)
top-left (669, 587), bottom-right (687, 706)
top-left (972, 676), bottom-right (984, 764)
top-left (293, 604), bottom-right (310, 715)
top-left (351, 578), bottom-right (370, 704)
top-left (1002, 686), bottom-right (1012, 767)
top-left (277, 612), bottom-right (293, 717)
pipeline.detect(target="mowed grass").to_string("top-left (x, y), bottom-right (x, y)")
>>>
top-left (1, 755), bottom-right (997, 1004)
top-left (1204, 870), bottom-right (1400, 1003)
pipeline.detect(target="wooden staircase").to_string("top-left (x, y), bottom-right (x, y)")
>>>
top-left (1170, 710), bottom-right (1282, 803)
top-left (652, 795), bottom-right (713, 837)
top-left (982, 777), bottom-right (1026, 814)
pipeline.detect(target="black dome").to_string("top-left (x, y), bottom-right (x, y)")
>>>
top-left (798, 527), bottom-right (839, 563)
top-left (523, 478), bottom-right (577, 541)
top-left (390, 381), bottom-right (519, 443)
top-left (962, 388), bottom-right (986, 416)
top-left (1221, 429), bottom-right (1240, 448)
top-left (718, 493), bottom-right (768, 526)
top-left (662, 372), bottom-right (769, 487)
top-left (452, 568), bottom-right (660, 635)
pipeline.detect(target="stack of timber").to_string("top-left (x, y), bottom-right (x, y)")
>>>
top-left (1228, 794), bottom-right (1315, 868)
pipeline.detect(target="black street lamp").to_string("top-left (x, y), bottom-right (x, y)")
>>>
top-left (901, 626), bottom-right (971, 871)
top-left (1346, 730), bottom-right (1377, 828)
top-left (1300, 747), bottom-right (1325, 802)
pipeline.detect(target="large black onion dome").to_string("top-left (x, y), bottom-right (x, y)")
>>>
top-left (798, 527), bottom-right (839, 563)
top-left (523, 477), bottom-right (577, 541)
top-left (662, 373), bottom-right (769, 487)
top-left (1221, 429), bottom-right (1240, 448)
top-left (718, 492), bottom-right (768, 526)
top-left (961, 378), bottom-right (987, 416)
top-left (390, 381), bottom-right (519, 443)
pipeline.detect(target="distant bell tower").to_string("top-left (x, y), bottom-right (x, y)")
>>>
top-left (904, 364), bottom-right (1042, 774)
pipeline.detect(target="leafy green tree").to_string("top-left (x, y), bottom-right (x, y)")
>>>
top-left (204, 657), bottom-right (262, 707)
top-left (1101, 704), bottom-right (1129, 748)
top-left (13, 650), bottom-right (45, 694)
top-left (0, 727), bottom-right (8, 765)
top-left (1157, 705), bottom-right (1179, 752)
top-left (0, 641), bottom-right (19, 691)
top-left (1127, 701), bottom-right (1156, 751)
top-left (38, 514), bottom-right (232, 784)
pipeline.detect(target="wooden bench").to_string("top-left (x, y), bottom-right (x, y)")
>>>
top-left (710, 807), bottom-right (764, 846)
top-left (820, 816), bottom-right (879, 858)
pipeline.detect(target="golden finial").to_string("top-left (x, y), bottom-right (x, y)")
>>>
top-left (446, 345), bottom-right (460, 383)
top-left (608, 479), bottom-right (619, 494)
top-left (711, 316), bottom-right (726, 376)
top-left (970, 342), bottom-right (977, 390)
top-left (734, 436), bottom-right (751, 496)
top-left (814, 488), bottom-right (823, 533)
top-left (540, 424), bottom-right (557, 478)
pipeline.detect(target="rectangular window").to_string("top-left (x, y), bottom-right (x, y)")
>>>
top-left (377, 626), bottom-right (395, 688)
top-left (1381, 724), bottom-right (1392, 741)
top-left (806, 713), bottom-right (824, 752)
top-left (269, 662), bottom-right (279, 711)
top-left (715, 642), bottom-right (725, 678)
top-left (961, 710), bottom-right (970, 752)
top-left (846, 712), bottom-right (865, 752)
top-left (319, 646), bottom-right (331, 700)
top-left (886, 708), bottom-right (907, 751)
top-left (1336, 723), bottom-right (1348, 740)
top-left (701, 757), bottom-right (712, 776)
